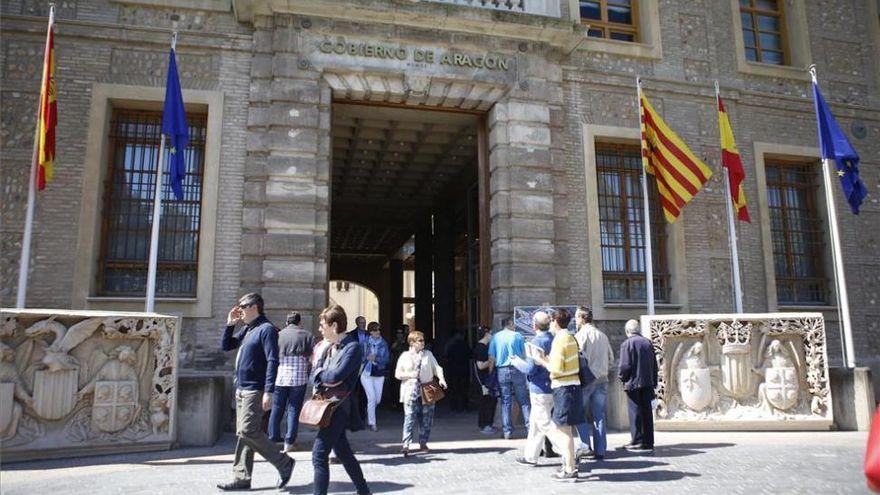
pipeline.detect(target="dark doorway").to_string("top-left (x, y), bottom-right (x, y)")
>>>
top-left (328, 103), bottom-right (487, 348)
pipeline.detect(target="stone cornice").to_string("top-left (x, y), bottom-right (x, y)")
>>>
top-left (0, 14), bottom-right (253, 52)
top-left (233, 0), bottom-right (585, 51)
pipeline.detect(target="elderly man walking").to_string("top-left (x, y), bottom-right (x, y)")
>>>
top-left (618, 319), bottom-right (658, 452)
top-left (574, 306), bottom-right (614, 460)
top-left (489, 318), bottom-right (530, 439)
top-left (217, 293), bottom-right (294, 491)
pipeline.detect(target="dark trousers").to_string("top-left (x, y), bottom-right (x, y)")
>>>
top-left (447, 371), bottom-right (469, 411)
top-left (312, 408), bottom-right (370, 495)
top-left (625, 387), bottom-right (655, 448)
top-left (268, 384), bottom-right (307, 444)
top-left (477, 393), bottom-right (497, 428)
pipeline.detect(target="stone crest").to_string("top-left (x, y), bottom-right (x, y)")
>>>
top-left (645, 313), bottom-right (832, 430)
top-left (0, 310), bottom-right (179, 461)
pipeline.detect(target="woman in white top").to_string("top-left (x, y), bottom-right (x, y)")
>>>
top-left (395, 330), bottom-right (446, 456)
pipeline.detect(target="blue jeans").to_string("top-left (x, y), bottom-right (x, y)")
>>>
top-left (574, 380), bottom-right (608, 456)
top-left (268, 384), bottom-right (307, 444)
top-left (497, 366), bottom-right (530, 435)
top-left (402, 397), bottom-right (436, 447)
top-left (312, 406), bottom-right (370, 495)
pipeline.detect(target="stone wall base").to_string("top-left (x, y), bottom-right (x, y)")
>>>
top-left (176, 374), bottom-right (228, 447)
top-left (831, 366), bottom-right (876, 431)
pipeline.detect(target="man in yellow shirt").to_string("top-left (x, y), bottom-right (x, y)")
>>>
top-left (537, 308), bottom-right (584, 482)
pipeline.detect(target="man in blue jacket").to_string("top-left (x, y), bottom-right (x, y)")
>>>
top-left (217, 293), bottom-right (295, 491)
top-left (618, 319), bottom-right (659, 452)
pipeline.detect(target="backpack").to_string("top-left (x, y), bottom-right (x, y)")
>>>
top-left (577, 351), bottom-right (596, 387)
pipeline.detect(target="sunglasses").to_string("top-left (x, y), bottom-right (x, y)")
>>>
top-left (237, 302), bottom-right (254, 309)
top-left (414, 339), bottom-right (424, 343)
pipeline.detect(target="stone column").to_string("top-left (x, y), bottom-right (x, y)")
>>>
top-left (433, 208), bottom-right (456, 346)
top-left (487, 98), bottom-right (557, 324)
top-left (415, 216), bottom-right (434, 338)
top-left (388, 258), bottom-right (404, 333)
top-left (245, 15), bottom-right (330, 328)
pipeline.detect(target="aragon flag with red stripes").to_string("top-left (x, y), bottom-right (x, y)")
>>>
top-left (639, 91), bottom-right (713, 223)
top-left (718, 96), bottom-right (750, 222)
top-left (36, 9), bottom-right (57, 190)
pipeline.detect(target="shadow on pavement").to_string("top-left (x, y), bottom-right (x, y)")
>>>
top-left (586, 470), bottom-right (701, 482)
top-left (282, 481), bottom-right (413, 494)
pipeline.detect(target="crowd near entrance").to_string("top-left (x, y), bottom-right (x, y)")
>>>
top-left (328, 103), bottom-right (490, 352)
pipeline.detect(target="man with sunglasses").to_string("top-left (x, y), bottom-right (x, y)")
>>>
top-left (218, 293), bottom-right (295, 491)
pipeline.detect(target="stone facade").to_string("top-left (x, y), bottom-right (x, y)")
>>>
top-left (1, 0), bottom-right (879, 400)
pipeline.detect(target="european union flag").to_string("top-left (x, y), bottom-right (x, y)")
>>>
top-left (812, 81), bottom-right (867, 214)
top-left (162, 48), bottom-right (188, 201)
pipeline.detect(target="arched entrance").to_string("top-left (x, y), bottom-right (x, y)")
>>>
top-left (329, 280), bottom-right (380, 324)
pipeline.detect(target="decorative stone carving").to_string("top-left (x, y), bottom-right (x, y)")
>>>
top-left (676, 343), bottom-right (713, 412)
top-left (0, 310), bottom-right (179, 461)
top-left (644, 313), bottom-right (833, 431)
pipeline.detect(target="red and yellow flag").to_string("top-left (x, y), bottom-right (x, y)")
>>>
top-left (35, 11), bottom-right (57, 190)
top-left (717, 97), bottom-right (750, 222)
top-left (640, 91), bottom-right (713, 223)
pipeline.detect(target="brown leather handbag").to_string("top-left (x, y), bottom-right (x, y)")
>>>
top-left (299, 388), bottom-right (350, 428)
top-left (420, 378), bottom-right (445, 405)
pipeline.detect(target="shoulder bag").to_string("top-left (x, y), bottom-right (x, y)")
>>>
top-left (299, 387), bottom-right (350, 428)
top-left (416, 353), bottom-right (446, 404)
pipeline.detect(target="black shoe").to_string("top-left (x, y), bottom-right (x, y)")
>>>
top-left (626, 444), bottom-right (654, 452)
top-left (515, 456), bottom-right (537, 466)
top-left (277, 456), bottom-right (295, 489)
top-left (217, 479), bottom-right (251, 491)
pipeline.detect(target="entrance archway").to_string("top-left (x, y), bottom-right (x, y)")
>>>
top-left (329, 280), bottom-right (379, 324)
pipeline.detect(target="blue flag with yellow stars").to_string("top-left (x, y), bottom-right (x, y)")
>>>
top-left (162, 47), bottom-right (189, 201)
top-left (812, 81), bottom-right (867, 214)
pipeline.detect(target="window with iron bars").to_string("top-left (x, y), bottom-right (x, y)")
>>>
top-left (766, 160), bottom-right (828, 305)
top-left (97, 109), bottom-right (207, 297)
top-left (579, 0), bottom-right (639, 42)
top-left (596, 143), bottom-right (670, 303)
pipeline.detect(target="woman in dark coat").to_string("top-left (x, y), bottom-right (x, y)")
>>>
top-left (310, 305), bottom-right (371, 495)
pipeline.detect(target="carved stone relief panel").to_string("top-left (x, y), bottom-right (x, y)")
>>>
top-left (643, 313), bottom-right (833, 430)
top-left (0, 310), bottom-right (179, 461)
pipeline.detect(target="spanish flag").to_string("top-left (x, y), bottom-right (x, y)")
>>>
top-left (640, 91), bottom-right (713, 223)
top-left (35, 10), bottom-right (57, 190)
top-left (717, 96), bottom-right (750, 222)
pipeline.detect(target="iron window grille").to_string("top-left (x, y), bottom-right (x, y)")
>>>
top-left (596, 143), bottom-right (670, 303)
top-left (97, 109), bottom-right (207, 298)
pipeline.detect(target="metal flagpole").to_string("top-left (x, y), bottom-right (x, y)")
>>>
top-left (810, 65), bottom-right (856, 368)
top-left (716, 81), bottom-right (744, 314)
top-left (637, 76), bottom-right (655, 315)
top-left (17, 4), bottom-right (55, 309)
top-left (145, 31), bottom-right (177, 314)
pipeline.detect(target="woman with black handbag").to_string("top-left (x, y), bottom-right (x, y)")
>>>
top-left (395, 330), bottom-right (447, 456)
top-left (309, 305), bottom-right (371, 495)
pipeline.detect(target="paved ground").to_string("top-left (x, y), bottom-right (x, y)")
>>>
top-left (0, 407), bottom-right (870, 495)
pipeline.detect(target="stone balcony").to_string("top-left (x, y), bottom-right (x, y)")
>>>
top-left (233, 0), bottom-right (581, 49)
top-left (422, 0), bottom-right (561, 18)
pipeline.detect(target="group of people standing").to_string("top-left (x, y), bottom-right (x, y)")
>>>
top-left (214, 292), bottom-right (658, 491)
top-left (478, 306), bottom-right (659, 482)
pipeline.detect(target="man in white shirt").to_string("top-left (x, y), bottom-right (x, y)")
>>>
top-left (573, 306), bottom-right (614, 460)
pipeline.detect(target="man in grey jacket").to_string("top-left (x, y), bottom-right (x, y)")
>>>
top-left (268, 311), bottom-right (315, 453)
top-left (574, 306), bottom-right (614, 460)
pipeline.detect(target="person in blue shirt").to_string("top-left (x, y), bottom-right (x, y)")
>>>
top-left (360, 321), bottom-right (391, 431)
top-left (217, 293), bottom-right (294, 492)
top-left (488, 318), bottom-right (530, 439)
top-left (311, 305), bottom-right (371, 495)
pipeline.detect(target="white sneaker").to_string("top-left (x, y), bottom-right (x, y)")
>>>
top-left (480, 426), bottom-right (495, 434)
